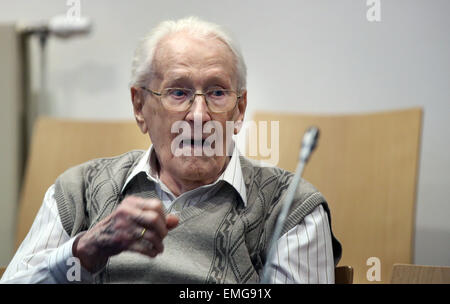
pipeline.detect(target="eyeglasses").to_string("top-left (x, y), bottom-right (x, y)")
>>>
top-left (141, 87), bottom-right (242, 113)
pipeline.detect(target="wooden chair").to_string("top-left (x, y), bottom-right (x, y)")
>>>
top-left (335, 266), bottom-right (354, 284)
top-left (14, 117), bottom-right (149, 250)
top-left (249, 108), bottom-right (423, 283)
top-left (391, 264), bottom-right (450, 284)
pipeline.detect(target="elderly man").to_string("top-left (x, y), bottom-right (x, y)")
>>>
top-left (1, 17), bottom-right (341, 284)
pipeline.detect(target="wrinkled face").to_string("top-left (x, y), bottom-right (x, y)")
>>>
top-left (131, 32), bottom-right (247, 186)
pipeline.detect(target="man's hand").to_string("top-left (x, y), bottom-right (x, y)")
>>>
top-left (72, 196), bottom-right (179, 273)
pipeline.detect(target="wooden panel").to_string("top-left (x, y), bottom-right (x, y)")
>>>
top-left (15, 117), bottom-right (150, 250)
top-left (391, 264), bottom-right (450, 284)
top-left (250, 108), bottom-right (422, 283)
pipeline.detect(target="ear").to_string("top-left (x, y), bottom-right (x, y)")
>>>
top-left (131, 87), bottom-right (148, 134)
top-left (234, 90), bottom-right (247, 134)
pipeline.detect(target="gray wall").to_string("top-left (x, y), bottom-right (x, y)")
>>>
top-left (0, 24), bottom-right (22, 266)
top-left (0, 0), bottom-right (449, 266)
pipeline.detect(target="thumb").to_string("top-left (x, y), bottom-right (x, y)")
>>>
top-left (166, 213), bottom-right (179, 230)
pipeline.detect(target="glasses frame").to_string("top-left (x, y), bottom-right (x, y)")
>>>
top-left (140, 86), bottom-right (242, 113)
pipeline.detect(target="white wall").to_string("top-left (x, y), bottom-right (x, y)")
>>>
top-left (0, 0), bottom-right (449, 266)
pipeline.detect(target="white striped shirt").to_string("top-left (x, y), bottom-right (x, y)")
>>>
top-left (1, 145), bottom-right (334, 283)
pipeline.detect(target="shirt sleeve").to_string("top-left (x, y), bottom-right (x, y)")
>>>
top-left (266, 204), bottom-right (335, 284)
top-left (0, 185), bottom-right (95, 284)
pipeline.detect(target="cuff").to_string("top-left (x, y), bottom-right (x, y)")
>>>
top-left (47, 233), bottom-right (103, 283)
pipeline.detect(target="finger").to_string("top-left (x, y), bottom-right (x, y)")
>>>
top-left (115, 200), bottom-right (168, 239)
top-left (124, 196), bottom-right (165, 218)
top-left (131, 209), bottom-right (168, 238)
top-left (138, 228), bottom-right (164, 253)
top-left (129, 239), bottom-right (161, 258)
top-left (166, 214), bottom-right (179, 230)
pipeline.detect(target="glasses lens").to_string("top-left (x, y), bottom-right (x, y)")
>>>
top-left (160, 88), bottom-right (238, 113)
top-left (206, 89), bottom-right (236, 112)
top-left (161, 88), bottom-right (192, 111)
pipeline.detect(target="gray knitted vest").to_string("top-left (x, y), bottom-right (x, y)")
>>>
top-left (54, 150), bottom-right (342, 283)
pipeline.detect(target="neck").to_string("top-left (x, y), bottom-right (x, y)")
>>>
top-left (157, 158), bottom-right (231, 197)
top-left (159, 173), bottom-right (213, 197)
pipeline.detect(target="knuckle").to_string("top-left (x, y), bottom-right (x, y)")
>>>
top-left (147, 211), bottom-right (158, 224)
top-left (114, 207), bottom-right (129, 218)
top-left (141, 199), bottom-right (162, 213)
top-left (114, 217), bottom-right (128, 229)
top-left (122, 195), bottom-right (138, 205)
top-left (133, 212), bottom-right (144, 225)
top-left (145, 230), bottom-right (155, 240)
top-left (149, 199), bottom-right (162, 210)
top-left (147, 230), bottom-right (162, 243)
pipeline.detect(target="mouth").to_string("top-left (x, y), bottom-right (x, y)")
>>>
top-left (177, 137), bottom-right (217, 154)
top-left (182, 138), bottom-right (206, 147)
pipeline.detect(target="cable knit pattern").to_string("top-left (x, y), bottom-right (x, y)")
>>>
top-left (53, 151), bottom-right (341, 283)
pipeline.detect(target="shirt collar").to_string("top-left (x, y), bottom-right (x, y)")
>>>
top-left (121, 142), bottom-right (247, 206)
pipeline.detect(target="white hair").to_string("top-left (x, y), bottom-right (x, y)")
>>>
top-left (129, 16), bottom-right (247, 91)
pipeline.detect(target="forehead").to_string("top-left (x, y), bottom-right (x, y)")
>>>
top-left (152, 32), bottom-right (236, 83)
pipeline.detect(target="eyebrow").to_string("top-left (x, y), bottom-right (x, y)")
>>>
top-left (203, 76), bottom-right (231, 88)
top-left (163, 74), bottom-right (193, 87)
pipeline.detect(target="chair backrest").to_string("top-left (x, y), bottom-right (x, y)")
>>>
top-left (15, 117), bottom-right (149, 250)
top-left (250, 108), bottom-right (422, 283)
top-left (335, 266), bottom-right (354, 284)
top-left (391, 264), bottom-right (450, 284)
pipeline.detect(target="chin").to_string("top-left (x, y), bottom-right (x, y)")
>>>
top-left (176, 156), bottom-right (222, 182)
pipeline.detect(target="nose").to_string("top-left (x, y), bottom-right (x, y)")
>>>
top-left (185, 93), bottom-right (212, 124)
